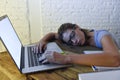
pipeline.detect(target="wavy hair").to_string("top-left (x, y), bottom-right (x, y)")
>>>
top-left (58, 23), bottom-right (90, 45)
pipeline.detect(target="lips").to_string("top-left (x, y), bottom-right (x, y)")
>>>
top-left (75, 39), bottom-right (81, 46)
top-left (78, 40), bottom-right (81, 45)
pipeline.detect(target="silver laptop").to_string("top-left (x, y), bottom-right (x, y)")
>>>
top-left (0, 15), bottom-right (70, 74)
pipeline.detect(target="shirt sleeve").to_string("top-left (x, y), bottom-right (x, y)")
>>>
top-left (94, 30), bottom-right (110, 48)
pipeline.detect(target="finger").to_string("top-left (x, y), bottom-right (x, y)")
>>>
top-left (31, 46), bottom-right (37, 53)
top-left (43, 44), bottom-right (47, 52)
top-left (42, 59), bottom-right (48, 64)
top-left (38, 43), bottom-right (42, 53)
top-left (31, 46), bottom-right (34, 52)
top-left (35, 45), bottom-right (39, 54)
top-left (40, 43), bottom-right (47, 53)
top-left (38, 54), bottom-right (46, 61)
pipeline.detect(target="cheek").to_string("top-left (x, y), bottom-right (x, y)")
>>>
top-left (77, 31), bottom-right (83, 39)
top-left (81, 31), bottom-right (85, 38)
top-left (75, 35), bottom-right (80, 40)
top-left (77, 31), bottom-right (85, 41)
top-left (81, 31), bottom-right (86, 44)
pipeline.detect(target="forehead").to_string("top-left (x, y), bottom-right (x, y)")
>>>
top-left (62, 29), bottom-right (72, 42)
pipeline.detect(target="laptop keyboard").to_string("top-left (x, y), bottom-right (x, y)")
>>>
top-left (27, 46), bottom-right (46, 67)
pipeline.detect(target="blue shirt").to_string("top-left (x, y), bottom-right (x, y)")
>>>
top-left (94, 30), bottom-right (110, 48)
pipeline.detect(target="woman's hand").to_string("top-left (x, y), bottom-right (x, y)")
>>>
top-left (32, 40), bottom-right (47, 54)
top-left (32, 32), bottom-right (57, 54)
top-left (39, 51), bottom-right (71, 64)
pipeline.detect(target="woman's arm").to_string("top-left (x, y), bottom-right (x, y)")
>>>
top-left (33, 32), bottom-right (58, 53)
top-left (67, 52), bottom-right (120, 67)
top-left (40, 32), bottom-right (58, 42)
top-left (66, 35), bottom-right (120, 67)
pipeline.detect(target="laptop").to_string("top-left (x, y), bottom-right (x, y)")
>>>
top-left (0, 15), bottom-right (70, 74)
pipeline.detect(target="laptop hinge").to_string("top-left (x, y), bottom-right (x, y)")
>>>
top-left (20, 46), bottom-right (25, 72)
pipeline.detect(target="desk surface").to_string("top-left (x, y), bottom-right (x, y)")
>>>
top-left (0, 43), bottom-right (99, 80)
top-left (0, 52), bottom-right (93, 80)
top-left (0, 52), bottom-right (26, 80)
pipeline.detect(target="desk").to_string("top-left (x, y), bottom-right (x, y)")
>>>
top-left (0, 52), bottom-right (26, 80)
top-left (0, 43), bottom-right (99, 80)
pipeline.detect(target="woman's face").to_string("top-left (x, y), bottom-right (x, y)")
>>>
top-left (62, 27), bottom-right (85, 46)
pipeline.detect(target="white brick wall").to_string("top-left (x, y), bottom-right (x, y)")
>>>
top-left (0, 0), bottom-right (120, 52)
top-left (41, 0), bottom-right (120, 37)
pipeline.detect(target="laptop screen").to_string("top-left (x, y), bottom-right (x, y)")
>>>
top-left (0, 16), bottom-right (22, 69)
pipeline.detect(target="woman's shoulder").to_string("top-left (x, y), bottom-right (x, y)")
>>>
top-left (94, 29), bottom-right (110, 36)
top-left (93, 29), bottom-right (111, 48)
top-left (94, 29), bottom-right (109, 32)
